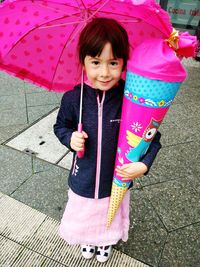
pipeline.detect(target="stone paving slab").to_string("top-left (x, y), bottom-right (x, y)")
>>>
top-left (159, 122), bottom-right (194, 147)
top-left (117, 188), bottom-right (167, 267)
top-left (32, 157), bottom-right (55, 174)
top-left (0, 108), bottom-right (28, 127)
top-left (0, 193), bottom-right (150, 267)
top-left (187, 175), bottom-right (200, 194)
top-left (0, 194), bottom-right (46, 244)
top-left (177, 88), bottom-right (200, 104)
top-left (58, 151), bottom-right (73, 170)
top-left (143, 175), bottom-right (200, 231)
top-left (162, 102), bottom-right (194, 125)
top-left (28, 104), bottom-right (59, 124)
top-left (0, 235), bottom-right (24, 267)
top-left (0, 124), bottom-right (27, 144)
top-left (159, 223), bottom-right (200, 267)
top-left (0, 94), bottom-right (26, 111)
top-left (25, 217), bottom-right (61, 258)
top-left (26, 92), bottom-right (59, 107)
top-left (175, 74), bottom-right (200, 112)
top-left (24, 82), bottom-right (49, 94)
top-left (0, 145), bottom-right (33, 195)
top-left (174, 117), bottom-right (200, 144)
top-left (56, 93), bottom-right (64, 103)
top-left (10, 248), bottom-right (47, 267)
top-left (184, 99), bottom-right (200, 118)
top-left (172, 141), bottom-right (200, 177)
top-left (11, 164), bottom-right (68, 221)
top-left (139, 142), bottom-right (195, 187)
top-left (181, 64), bottom-right (200, 88)
top-left (0, 72), bottom-right (25, 95)
top-left (182, 58), bottom-right (200, 69)
top-left (6, 110), bottom-right (67, 164)
top-left (177, 81), bottom-right (200, 103)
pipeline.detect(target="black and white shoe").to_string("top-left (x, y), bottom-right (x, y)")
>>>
top-left (96, 245), bottom-right (112, 263)
top-left (80, 245), bottom-right (95, 259)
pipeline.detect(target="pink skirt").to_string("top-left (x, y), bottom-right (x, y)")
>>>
top-left (59, 189), bottom-right (130, 246)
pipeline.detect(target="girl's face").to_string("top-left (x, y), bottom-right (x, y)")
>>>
top-left (84, 42), bottom-right (124, 91)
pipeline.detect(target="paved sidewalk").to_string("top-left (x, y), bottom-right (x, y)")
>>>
top-left (0, 192), bottom-right (148, 267)
top-left (0, 58), bottom-right (200, 267)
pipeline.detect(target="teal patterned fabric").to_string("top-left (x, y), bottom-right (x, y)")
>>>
top-left (124, 72), bottom-right (182, 108)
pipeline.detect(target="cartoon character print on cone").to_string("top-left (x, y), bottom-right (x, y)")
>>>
top-left (126, 118), bottom-right (162, 162)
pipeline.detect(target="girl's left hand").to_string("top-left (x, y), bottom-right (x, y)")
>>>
top-left (115, 162), bottom-right (148, 180)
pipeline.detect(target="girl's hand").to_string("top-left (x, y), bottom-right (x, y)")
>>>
top-left (70, 131), bottom-right (88, 152)
top-left (115, 162), bottom-right (148, 181)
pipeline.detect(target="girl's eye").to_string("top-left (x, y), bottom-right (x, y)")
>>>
top-left (91, 61), bottom-right (99, 65)
top-left (144, 128), bottom-right (157, 140)
top-left (110, 61), bottom-right (118, 66)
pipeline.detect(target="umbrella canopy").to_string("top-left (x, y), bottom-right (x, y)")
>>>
top-left (0, 0), bottom-right (172, 92)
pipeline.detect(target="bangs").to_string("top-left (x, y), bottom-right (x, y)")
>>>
top-left (85, 31), bottom-right (124, 59)
top-left (78, 18), bottom-right (129, 68)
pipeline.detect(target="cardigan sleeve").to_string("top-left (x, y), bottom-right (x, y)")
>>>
top-left (53, 92), bottom-right (77, 152)
top-left (140, 131), bottom-right (162, 175)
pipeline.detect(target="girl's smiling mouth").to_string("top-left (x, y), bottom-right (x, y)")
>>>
top-left (99, 80), bottom-right (111, 84)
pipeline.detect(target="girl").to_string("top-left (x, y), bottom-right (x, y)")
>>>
top-left (54, 18), bottom-right (161, 263)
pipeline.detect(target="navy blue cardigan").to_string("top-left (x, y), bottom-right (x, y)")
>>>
top-left (54, 80), bottom-right (161, 199)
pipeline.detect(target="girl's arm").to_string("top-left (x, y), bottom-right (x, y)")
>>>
top-left (140, 131), bottom-right (162, 175)
top-left (53, 93), bottom-right (76, 151)
top-left (116, 131), bottom-right (162, 180)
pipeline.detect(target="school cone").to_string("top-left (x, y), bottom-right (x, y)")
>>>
top-left (106, 32), bottom-right (196, 229)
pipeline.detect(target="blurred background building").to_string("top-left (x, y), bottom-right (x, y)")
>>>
top-left (157, 0), bottom-right (199, 35)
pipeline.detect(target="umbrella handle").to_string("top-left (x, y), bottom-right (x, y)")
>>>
top-left (77, 123), bottom-right (85, 158)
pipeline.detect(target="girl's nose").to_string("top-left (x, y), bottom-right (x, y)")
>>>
top-left (101, 64), bottom-right (109, 77)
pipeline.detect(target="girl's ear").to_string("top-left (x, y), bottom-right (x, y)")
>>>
top-left (81, 61), bottom-right (85, 70)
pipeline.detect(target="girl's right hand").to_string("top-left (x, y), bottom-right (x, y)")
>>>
top-left (70, 131), bottom-right (88, 152)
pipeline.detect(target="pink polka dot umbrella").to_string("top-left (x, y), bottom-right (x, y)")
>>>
top-left (0, 0), bottom-right (173, 93)
top-left (0, 0), bottom-right (173, 158)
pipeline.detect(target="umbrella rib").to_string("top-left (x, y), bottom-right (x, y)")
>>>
top-left (78, 0), bottom-right (108, 10)
top-left (89, 8), bottom-right (169, 35)
top-left (37, 2), bottom-right (75, 13)
top-left (75, 0), bottom-right (86, 10)
top-left (40, 20), bottom-right (84, 29)
top-left (89, 8), bottom-right (141, 20)
top-left (86, 0), bottom-right (110, 20)
top-left (50, 22), bottom-right (85, 90)
top-left (40, 13), bottom-right (140, 29)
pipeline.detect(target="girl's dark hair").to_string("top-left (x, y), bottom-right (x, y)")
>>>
top-left (78, 18), bottom-right (129, 70)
